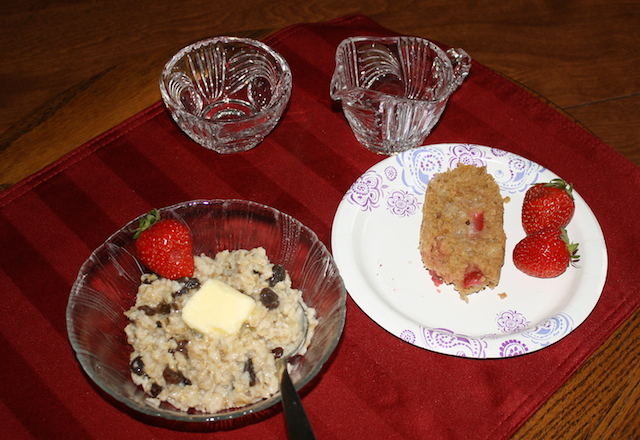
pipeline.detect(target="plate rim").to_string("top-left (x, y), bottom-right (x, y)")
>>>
top-left (331, 143), bottom-right (608, 359)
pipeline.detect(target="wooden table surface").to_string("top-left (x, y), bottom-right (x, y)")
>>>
top-left (2, 1), bottom-right (638, 438)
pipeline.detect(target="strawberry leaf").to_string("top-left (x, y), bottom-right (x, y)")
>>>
top-left (130, 209), bottom-right (160, 239)
top-left (560, 227), bottom-right (580, 266)
top-left (546, 178), bottom-right (574, 199)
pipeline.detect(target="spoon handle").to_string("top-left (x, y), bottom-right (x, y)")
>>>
top-left (281, 368), bottom-right (316, 439)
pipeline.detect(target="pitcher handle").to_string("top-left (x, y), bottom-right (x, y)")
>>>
top-left (446, 48), bottom-right (472, 91)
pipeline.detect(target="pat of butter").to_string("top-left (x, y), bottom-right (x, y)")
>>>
top-left (182, 279), bottom-right (255, 335)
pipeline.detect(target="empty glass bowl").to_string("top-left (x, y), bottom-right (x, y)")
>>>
top-left (330, 36), bottom-right (472, 155)
top-left (160, 37), bottom-right (292, 153)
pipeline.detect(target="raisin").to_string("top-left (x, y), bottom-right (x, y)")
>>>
top-left (149, 383), bottom-right (163, 397)
top-left (260, 287), bottom-right (280, 310)
top-left (163, 367), bottom-right (191, 386)
top-left (271, 347), bottom-right (284, 359)
top-left (156, 321), bottom-right (162, 328)
top-left (172, 277), bottom-right (201, 298)
top-left (156, 302), bottom-right (171, 315)
top-left (244, 357), bottom-right (257, 387)
top-left (138, 305), bottom-right (156, 316)
top-left (268, 264), bottom-right (286, 286)
top-left (130, 356), bottom-right (145, 376)
top-left (172, 287), bottom-right (188, 298)
top-left (183, 278), bottom-right (201, 290)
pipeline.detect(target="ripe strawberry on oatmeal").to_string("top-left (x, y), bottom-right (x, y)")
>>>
top-left (131, 209), bottom-right (195, 280)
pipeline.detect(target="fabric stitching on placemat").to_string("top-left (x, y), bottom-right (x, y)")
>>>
top-left (487, 289), bottom-right (629, 440)
top-left (0, 103), bottom-right (165, 208)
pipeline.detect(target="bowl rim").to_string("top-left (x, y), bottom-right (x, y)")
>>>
top-left (159, 36), bottom-right (293, 123)
top-left (330, 34), bottom-right (471, 104)
top-left (66, 198), bottom-right (346, 423)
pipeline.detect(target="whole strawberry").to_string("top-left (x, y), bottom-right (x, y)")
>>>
top-left (522, 179), bottom-right (575, 235)
top-left (131, 209), bottom-right (194, 280)
top-left (513, 228), bottom-right (579, 278)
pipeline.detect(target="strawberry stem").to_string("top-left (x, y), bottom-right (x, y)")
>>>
top-left (130, 209), bottom-right (160, 239)
top-left (546, 178), bottom-right (574, 199)
top-left (560, 227), bottom-right (580, 265)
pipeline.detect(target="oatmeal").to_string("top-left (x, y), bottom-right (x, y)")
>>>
top-left (124, 247), bottom-right (317, 413)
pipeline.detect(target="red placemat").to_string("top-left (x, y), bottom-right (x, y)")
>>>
top-left (1, 14), bottom-right (639, 440)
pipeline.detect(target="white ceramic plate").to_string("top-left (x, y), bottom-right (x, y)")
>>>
top-left (331, 144), bottom-right (607, 358)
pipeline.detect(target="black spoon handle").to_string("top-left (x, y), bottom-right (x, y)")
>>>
top-left (281, 367), bottom-right (316, 440)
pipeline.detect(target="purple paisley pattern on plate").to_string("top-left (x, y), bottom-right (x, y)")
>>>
top-left (490, 154), bottom-right (544, 193)
top-left (349, 143), bottom-right (545, 216)
top-left (496, 310), bottom-right (530, 333)
top-left (490, 147), bottom-right (509, 157)
top-left (521, 313), bottom-right (574, 347)
top-left (499, 339), bottom-right (529, 357)
top-left (400, 329), bottom-right (416, 344)
top-left (395, 146), bottom-right (447, 195)
top-left (335, 143), bottom-right (603, 357)
top-left (346, 170), bottom-right (386, 211)
top-left (386, 190), bottom-right (420, 217)
top-left (393, 144), bottom-right (546, 196)
top-left (384, 165), bottom-right (398, 181)
top-left (449, 144), bottom-right (488, 168)
top-left (421, 327), bottom-right (487, 358)
top-left (447, 143), bottom-right (545, 193)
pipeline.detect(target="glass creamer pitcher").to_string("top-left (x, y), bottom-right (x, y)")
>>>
top-left (330, 36), bottom-right (471, 155)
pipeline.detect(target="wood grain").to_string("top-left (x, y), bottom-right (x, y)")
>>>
top-left (1, 1), bottom-right (638, 438)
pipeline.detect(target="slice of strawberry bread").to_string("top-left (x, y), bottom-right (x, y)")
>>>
top-left (419, 164), bottom-right (506, 302)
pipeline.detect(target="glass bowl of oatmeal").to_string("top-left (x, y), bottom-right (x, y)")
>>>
top-left (66, 199), bottom-right (346, 424)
